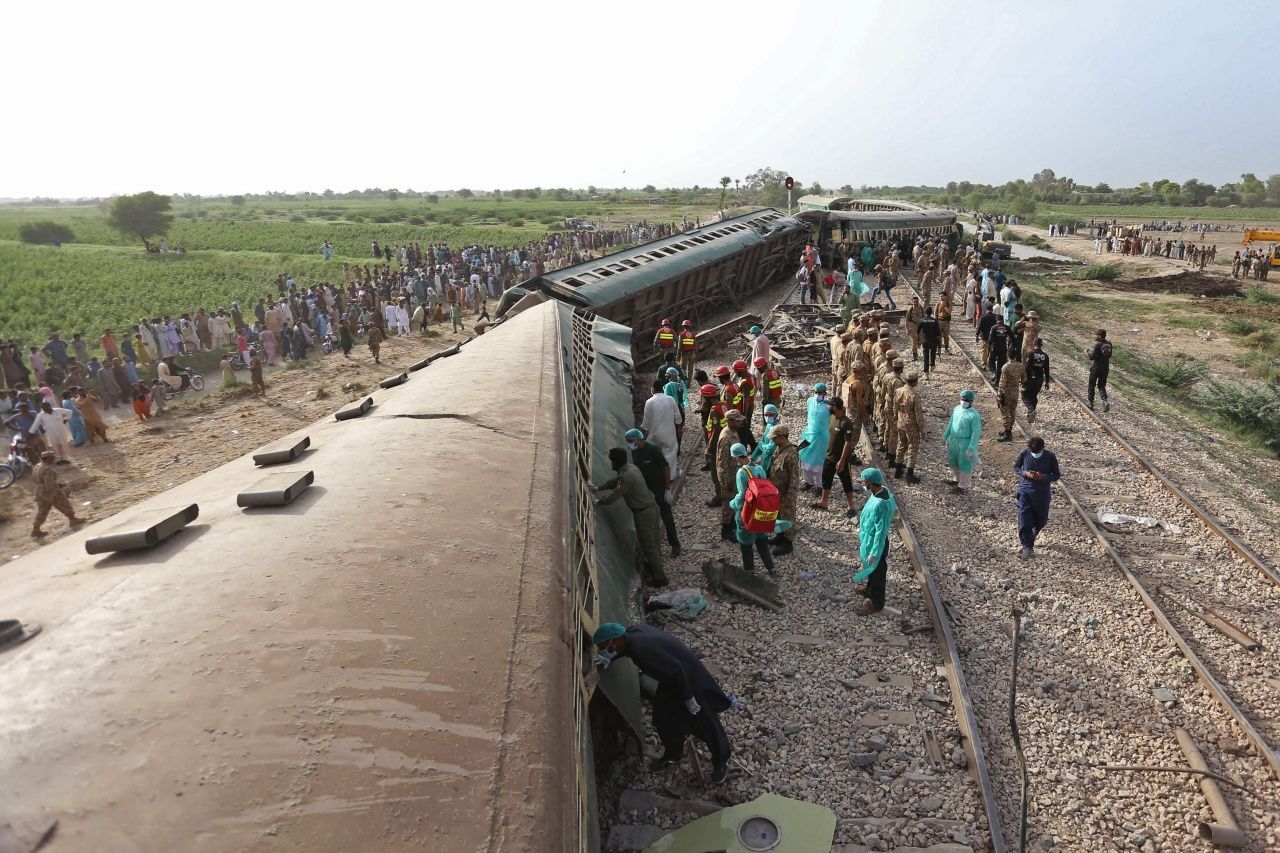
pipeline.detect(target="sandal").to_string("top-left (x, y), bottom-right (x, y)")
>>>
top-left (809, 502), bottom-right (829, 511)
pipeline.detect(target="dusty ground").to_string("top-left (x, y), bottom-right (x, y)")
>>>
top-left (0, 327), bottom-right (468, 559)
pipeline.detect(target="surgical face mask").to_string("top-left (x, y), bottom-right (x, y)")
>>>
top-left (626, 442), bottom-right (638, 451)
top-left (961, 400), bottom-right (972, 409)
top-left (816, 394), bottom-right (826, 402)
top-left (765, 415), bottom-right (778, 425)
top-left (1030, 451), bottom-right (1043, 459)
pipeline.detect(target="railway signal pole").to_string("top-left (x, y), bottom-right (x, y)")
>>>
top-left (785, 176), bottom-right (794, 214)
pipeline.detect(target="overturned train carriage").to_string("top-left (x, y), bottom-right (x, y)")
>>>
top-left (796, 207), bottom-right (962, 267)
top-left (0, 300), bottom-right (650, 852)
top-left (497, 208), bottom-right (809, 362)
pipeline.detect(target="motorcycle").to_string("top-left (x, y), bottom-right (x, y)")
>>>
top-left (321, 332), bottom-right (336, 355)
top-left (0, 437), bottom-right (30, 489)
top-left (161, 367), bottom-right (207, 400)
top-left (226, 351), bottom-right (251, 371)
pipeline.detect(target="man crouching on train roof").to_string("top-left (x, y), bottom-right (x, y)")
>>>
top-left (593, 622), bottom-right (738, 785)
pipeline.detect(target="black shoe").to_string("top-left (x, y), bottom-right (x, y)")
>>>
top-left (648, 575), bottom-right (670, 588)
top-left (648, 754), bottom-right (680, 772)
top-left (894, 465), bottom-right (904, 479)
top-left (711, 761), bottom-right (729, 785)
top-left (705, 497), bottom-right (722, 508)
top-left (906, 469), bottom-right (921, 484)
top-left (700, 462), bottom-right (712, 471)
top-left (1103, 400), bottom-right (1110, 412)
top-left (770, 538), bottom-right (793, 556)
top-left (886, 453), bottom-right (896, 466)
top-left (997, 431), bottom-right (1012, 443)
top-left (721, 524), bottom-right (736, 542)
top-left (670, 544), bottom-right (682, 559)
top-left (845, 506), bottom-right (858, 518)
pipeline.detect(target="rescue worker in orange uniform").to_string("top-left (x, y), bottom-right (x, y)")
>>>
top-left (678, 320), bottom-right (698, 378)
top-left (757, 356), bottom-right (783, 422)
top-left (653, 317), bottom-right (676, 355)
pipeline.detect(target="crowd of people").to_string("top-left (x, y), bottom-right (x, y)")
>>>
top-left (587, 232), bottom-right (1083, 788)
top-left (1091, 232), bottom-right (1219, 267)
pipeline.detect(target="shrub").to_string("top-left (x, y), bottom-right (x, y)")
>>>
top-left (19, 221), bottom-right (75, 244)
top-left (1071, 264), bottom-right (1123, 281)
top-left (1245, 285), bottom-right (1280, 306)
top-left (1223, 316), bottom-right (1266, 337)
top-left (288, 213), bottom-right (306, 223)
top-left (1132, 354), bottom-right (1207, 389)
top-left (1198, 379), bottom-right (1280, 453)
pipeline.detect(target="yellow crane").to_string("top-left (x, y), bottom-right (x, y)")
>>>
top-left (1241, 228), bottom-right (1280, 268)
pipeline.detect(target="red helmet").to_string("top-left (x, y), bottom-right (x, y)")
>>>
top-left (714, 365), bottom-right (731, 378)
top-left (732, 359), bottom-right (749, 373)
top-left (753, 357), bottom-right (767, 368)
top-left (681, 320), bottom-right (692, 327)
top-left (660, 318), bottom-right (671, 326)
top-left (700, 383), bottom-right (719, 397)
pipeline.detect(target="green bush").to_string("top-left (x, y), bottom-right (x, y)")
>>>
top-left (1071, 264), bottom-right (1123, 281)
top-left (19, 221), bottom-right (75, 244)
top-left (1245, 285), bottom-right (1280, 306)
top-left (1223, 316), bottom-right (1266, 337)
top-left (1132, 354), bottom-right (1207, 389)
top-left (1199, 379), bottom-right (1280, 453)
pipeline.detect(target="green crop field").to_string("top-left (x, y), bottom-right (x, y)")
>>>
top-left (1033, 203), bottom-right (1280, 224)
top-left (0, 195), bottom-right (726, 351)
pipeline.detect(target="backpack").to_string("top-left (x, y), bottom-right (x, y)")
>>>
top-left (740, 472), bottom-right (781, 534)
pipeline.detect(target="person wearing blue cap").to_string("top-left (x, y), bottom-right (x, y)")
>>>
top-left (749, 403), bottom-right (782, 472)
top-left (626, 428), bottom-right (681, 558)
top-left (592, 622), bottom-right (734, 785)
top-left (798, 383), bottom-right (831, 491)
top-left (943, 390), bottom-right (983, 493)
top-left (728, 441), bottom-right (790, 574)
top-left (853, 467), bottom-right (896, 614)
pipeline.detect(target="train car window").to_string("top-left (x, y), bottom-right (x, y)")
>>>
top-left (594, 268), bottom-right (613, 276)
top-left (579, 272), bottom-right (600, 282)
top-left (563, 277), bottom-right (585, 287)
top-left (621, 259), bottom-right (640, 268)
top-left (607, 263), bottom-right (626, 272)
top-left (649, 252), bottom-right (665, 259)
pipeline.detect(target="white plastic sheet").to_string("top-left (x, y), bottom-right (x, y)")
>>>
top-left (1097, 505), bottom-right (1182, 534)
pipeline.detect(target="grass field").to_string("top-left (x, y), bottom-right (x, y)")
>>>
top-left (0, 195), bottom-right (725, 349)
top-left (1033, 203), bottom-right (1280, 224)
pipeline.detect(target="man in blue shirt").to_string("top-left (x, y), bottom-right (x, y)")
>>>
top-left (1013, 436), bottom-right (1061, 559)
top-left (42, 332), bottom-right (70, 369)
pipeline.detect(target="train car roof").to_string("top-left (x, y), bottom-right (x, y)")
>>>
top-left (498, 208), bottom-right (803, 316)
top-left (796, 208), bottom-right (957, 229)
top-left (0, 301), bottom-right (578, 852)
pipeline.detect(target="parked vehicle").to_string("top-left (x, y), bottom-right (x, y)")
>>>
top-left (0, 437), bottom-right (30, 489)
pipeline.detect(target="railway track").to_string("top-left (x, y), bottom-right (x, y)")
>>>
top-left (883, 267), bottom-right (1280, 849)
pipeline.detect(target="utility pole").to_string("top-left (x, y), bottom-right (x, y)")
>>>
top-left (785, 176), bottom-right (794, 215)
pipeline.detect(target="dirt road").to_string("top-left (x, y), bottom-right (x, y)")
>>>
top-left (0, 328), bottom-right (468, 560)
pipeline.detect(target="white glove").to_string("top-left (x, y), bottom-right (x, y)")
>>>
top-left (592, 651), bottom-right (617, 670)
top-left (685, 697), bottom-right (701, 715)
top-left (965, 449), bottom-right (976, 461)
top-left (663, 489), bottom-right (673, 505)
top-left (587, 483), bottom-right (598, 494)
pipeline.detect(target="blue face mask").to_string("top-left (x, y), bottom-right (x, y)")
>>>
top-left (626, 443), bottom-right (637, 451)
top-left (766, 415), bottom-right (778, 425)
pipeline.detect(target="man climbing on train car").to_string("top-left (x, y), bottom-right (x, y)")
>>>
top-left (592, 622), bottom-right (735, 785)
top-left (592, 447), bottom-right (668, 587)
top-left (653, 318), bottom-right (677, 355)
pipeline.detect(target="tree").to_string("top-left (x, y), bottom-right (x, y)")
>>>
top-left (388, 189), bottom-right (400, 201)
top-left (1094, 182), bottom-right (1112, 194)
top-left (1031, 168), bottom-right (1057, 196)
top-left (719, 176), bottom-right (732, 209)
top-left (491, 189), bottom-right (502, 198)
top-left (839, 184), bottom-right (854, 196)
top-left (426, 194), bottom-right (439, 204)
top-left (107, 191), bottom-right (173, 251)
top-left (966, 191), bottom-right (987, 212)
top-left (230, 195), bottom-right (246, 206)
top-left (1266, 174), bottom-right (1280, 203)
top-left (1181, 179), bottom-right (1214, 206)
top-left (19, 221), bottom-right (75, 245)
top-left (642, 184), bottom-right (656, 193)
top-left (456, 188), bottom-right (473, 198)
top-left (1013, 198), bottom-right (1037, 217)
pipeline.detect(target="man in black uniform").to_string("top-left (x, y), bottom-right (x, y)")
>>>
top-left (626, 428), bottom-right (680, 558)
top-left (977, 302), bottom-right (999, 366)
top-left (987, 314), bottom-right (1012, 385)
top-left (592, 622), bottom-right (734, 785)
top-left (1022, 338), bottom-right (1052, 423)
top-left (918, 307), bottom-right (941, 374)
top-left (1087, 328), bottom-right (1113, 411)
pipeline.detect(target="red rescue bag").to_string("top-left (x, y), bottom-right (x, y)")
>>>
top-left (740, 474), bottom-right (780, 534)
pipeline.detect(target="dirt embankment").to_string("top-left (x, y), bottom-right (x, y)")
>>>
top-left (1104, 270), bottom-right (1245, 298)
top-left (0, 329), bottom-right (466, 559)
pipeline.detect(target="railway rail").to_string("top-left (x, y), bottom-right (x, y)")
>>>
top-left (890, 267), bottom-right (1280, 848)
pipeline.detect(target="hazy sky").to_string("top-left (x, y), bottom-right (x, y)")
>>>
top-left (4, 0), bottom-right (1274, 198)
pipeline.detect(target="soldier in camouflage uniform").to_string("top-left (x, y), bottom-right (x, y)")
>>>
top-left (894, 371), bottom-right (924, 483)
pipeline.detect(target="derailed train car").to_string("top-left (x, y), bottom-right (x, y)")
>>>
top-left (0, 300), bottom-right (652, 852)
top-left (497, 208), bottom-right (809, 361)
top-left (796, 206), bottom-right (962, 268)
